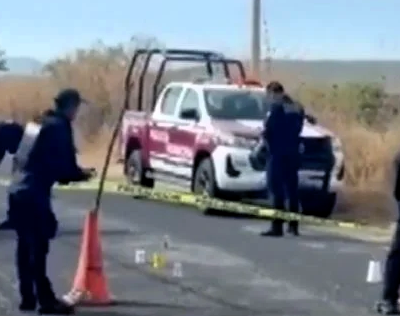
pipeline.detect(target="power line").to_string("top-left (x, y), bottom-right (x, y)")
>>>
top-left (262, 17), bottom-right (271, 81)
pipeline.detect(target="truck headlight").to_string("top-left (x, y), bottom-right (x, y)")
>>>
top-left (332, 137), bottom-right (342, 152)
top-left (215, 134), bottom-right (256, 148)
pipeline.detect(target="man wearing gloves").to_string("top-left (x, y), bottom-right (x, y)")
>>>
top-left (8, 88), bottom-right (95, 315)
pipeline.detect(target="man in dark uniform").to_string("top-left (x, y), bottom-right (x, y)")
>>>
top-left (0, 120), bottom-right (24, 229)
top-left (376, 152), bottom-right (400, 314)
top-left (260, 81), bottom-right (305, 237)
top-left (8, 88), bottom-right (95, 314)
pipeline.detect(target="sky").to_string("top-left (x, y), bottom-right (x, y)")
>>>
top-left (0, 0), bottom-right (399, 62)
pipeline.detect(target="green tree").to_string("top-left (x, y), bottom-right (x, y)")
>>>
top-left (0, 48), bottom-right (7, 71)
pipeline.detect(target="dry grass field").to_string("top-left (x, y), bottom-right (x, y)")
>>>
top-left (1, 40), bottom-right (399, 225)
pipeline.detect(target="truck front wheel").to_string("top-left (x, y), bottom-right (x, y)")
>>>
top-left (125, 149), bottom-right (154, 188)
top-left (300, 191), bottom-right (337, 218)
top-left (193, 158), bottom-right (224, 214)
top-left (193, 158), bottom-right (217, 197)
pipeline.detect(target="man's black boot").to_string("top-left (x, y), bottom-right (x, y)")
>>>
top-left (376, 300), bottom-right (400, 315)
top-left (38, 299), bottom-right (74, 315)
top-left (19, 299), bottom-right (37, 312)
top-left (260, 221), bottom-right (283, 237)
top-left (287, 221), bottom-right (300, 236)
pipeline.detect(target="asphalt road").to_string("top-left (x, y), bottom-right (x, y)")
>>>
top-left (0, 155), bottom-right (391, 315)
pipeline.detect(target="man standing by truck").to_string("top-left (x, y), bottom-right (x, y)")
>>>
top-left (260, 81), bottom-right (305, 237)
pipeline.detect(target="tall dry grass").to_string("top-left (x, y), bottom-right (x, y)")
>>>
top-left (297, 84), bottom-right (400, 224)
top-left (0, 40), bottom-right (398, 224)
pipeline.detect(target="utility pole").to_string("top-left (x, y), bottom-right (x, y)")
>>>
top-left (250, 0), bottom-right (261, 79)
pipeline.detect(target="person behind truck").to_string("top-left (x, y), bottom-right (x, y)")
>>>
top-left (8, 88), bottom-right (96, 314)
top-left (260, 81), bottom-right (305, 237)
top-left (375, 152), bottom-right (400, 314)
top-left (0, 111), bottom-right (57, 230)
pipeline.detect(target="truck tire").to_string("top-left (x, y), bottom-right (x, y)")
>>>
top-left (300, 191), bottom-right (337, 218)
top-left (193, 158), bottom-right (217, 196)
top-left (125, 149), bottom-right (154, 188)
top-left (193, 158), bottom-right (221, 214)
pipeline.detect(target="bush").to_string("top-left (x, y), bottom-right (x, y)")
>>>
top-left (0, 50), bottom-right (7, 71)
top-left (298, 82), bottom-right (400, 186)
top-left (0, 39), bottom-right (398, 223)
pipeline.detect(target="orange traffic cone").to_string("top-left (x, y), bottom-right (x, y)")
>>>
top-left (64, 211), bottom-right (112, 306)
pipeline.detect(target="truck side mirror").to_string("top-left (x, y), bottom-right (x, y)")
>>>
top-left (180, 108), bottom-right (200, 121)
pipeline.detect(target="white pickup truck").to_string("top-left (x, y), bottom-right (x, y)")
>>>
top-left (117, 49), bottom-right (345, 218)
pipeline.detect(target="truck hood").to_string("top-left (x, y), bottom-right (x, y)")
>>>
top-left (210, 119), bottom-right (334, 138)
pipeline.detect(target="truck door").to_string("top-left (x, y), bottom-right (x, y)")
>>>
top-left (149, 86), bottom-right (184, 172)
top-left (167, 88), bottom-right (202, 179)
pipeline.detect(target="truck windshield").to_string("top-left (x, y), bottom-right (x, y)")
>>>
top-left (204, 88), bottom-right (268, 120)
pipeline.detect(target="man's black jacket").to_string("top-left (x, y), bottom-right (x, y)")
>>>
top-left (262, 95), bottom-right (305, 158)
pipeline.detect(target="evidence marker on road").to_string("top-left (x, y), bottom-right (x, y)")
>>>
top-left (133, 241), bottom-right (184, 279)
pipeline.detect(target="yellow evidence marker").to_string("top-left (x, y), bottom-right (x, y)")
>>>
top-left (151, 252), bottom-right (166, 269)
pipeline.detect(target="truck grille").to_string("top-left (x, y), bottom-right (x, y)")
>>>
top-left (300, 136), bottom-right (334, 171)
top-left (300, 137), bottom-right (332, 155)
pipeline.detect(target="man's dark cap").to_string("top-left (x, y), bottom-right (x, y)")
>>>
top-left (54, 88), bottom-right (84, 109)
top-left (266, 81), bottom-right (285, 94)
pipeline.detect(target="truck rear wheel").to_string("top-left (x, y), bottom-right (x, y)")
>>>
top-left (125, 149), bottom-right (154, 188)
top-left (300, 191), bottom-right (337, 218)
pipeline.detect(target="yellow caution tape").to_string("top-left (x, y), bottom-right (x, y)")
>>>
top-left (116, 183), bottom-right (374, 230)
top-left (0, 176), bottom-right (387, 231)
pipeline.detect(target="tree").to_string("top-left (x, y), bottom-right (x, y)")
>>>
top-left (0, 48), bottom-right (7, 71)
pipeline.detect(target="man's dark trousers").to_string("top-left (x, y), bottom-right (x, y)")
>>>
top-left (9, 194), bottom-right (57, 307)
top-left (383, 202), bottom-right (400, 303)
top-left (268, 155), bottom-right (300, 232)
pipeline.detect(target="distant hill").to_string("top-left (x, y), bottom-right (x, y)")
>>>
top-left (2, 56), bottom-right (400, 92)
top-left (1, 57), bottom-right (43, 75)
top-left (263, 59), bottom-right (400, 92)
